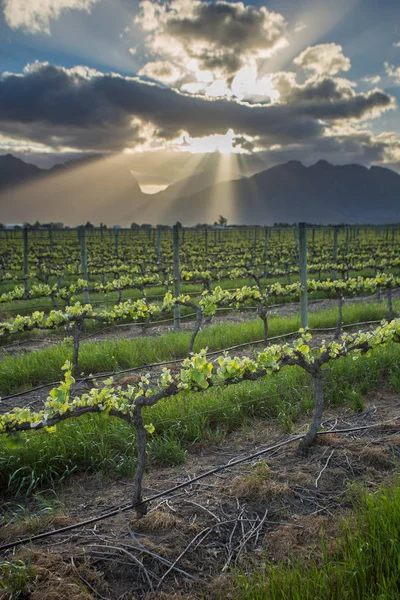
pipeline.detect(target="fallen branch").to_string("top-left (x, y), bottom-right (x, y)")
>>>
top-left (315, 449), bottom-right (335, 488)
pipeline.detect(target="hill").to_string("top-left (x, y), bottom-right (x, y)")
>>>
top-left (1, 155), bottom-right (400, 225)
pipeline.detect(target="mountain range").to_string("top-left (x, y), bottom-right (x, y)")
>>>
top-left (0, 153), bottom-right (399, 225)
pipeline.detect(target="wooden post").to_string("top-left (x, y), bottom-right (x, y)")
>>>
top-left (23, 226), bottom-right (29, 298)
top-left (333, 226), bottom-right (339, 280)
top-left (78, 226), bottom-right (90, 303)
top-left (299, 222), bottom-right (308, 329)
top-left (173, 222), bottom-right (181, 331)
top-left (263, 226), bottom-right (269, 279)
top-left (157, 228), bottom-right (161, 263)
top-left (115, 228), bottom-right (119, 259)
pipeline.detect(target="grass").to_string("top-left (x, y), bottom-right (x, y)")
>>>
top-left (0, 297), bottom-right (398, 395)
top-left (0, 494), bottom-right (65, 541)
top-left (0, 557), bottom-right (36, 598)
top-left (231, 479), bottom-right (400, 600)
top-left (0, 341), bottom-right (399, 496)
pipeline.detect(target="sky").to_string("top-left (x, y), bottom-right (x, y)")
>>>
top-left (1, 0), bottom-right (400, 191)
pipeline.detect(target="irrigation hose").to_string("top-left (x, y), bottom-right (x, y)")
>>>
top-left (0, 418), bottom-right (398, 553)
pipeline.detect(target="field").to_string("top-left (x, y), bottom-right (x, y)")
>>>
top-left (1, 223), bottom-right (400, 599)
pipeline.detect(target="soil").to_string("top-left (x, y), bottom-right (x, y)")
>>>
top-left (1, 392), bottom-right (400, 599)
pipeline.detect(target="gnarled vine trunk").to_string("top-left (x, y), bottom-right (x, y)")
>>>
top-left (72, 319), bottom-right (83, 376)
top-left (298, 368), bottom-right (324, 455)
top-left (132, 403), bottom-right (148, 518)
top-left (258, 304), bottom-right (269, 345)
top-left (334, 295), bottom-right (344, 340)
top-left (188, 306), bottom-right (203, 355)
top-left (387, 287), bottom-right (394, 321)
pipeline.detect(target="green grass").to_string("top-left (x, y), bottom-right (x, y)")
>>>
top-left (0, 557), bottom-right (36, 598)
top-left (0, 341), bottom-right (398, 496)
top-left (232, 479), bottom-right (400, 600)
top-left (0, 298), bottom-right (398, 395)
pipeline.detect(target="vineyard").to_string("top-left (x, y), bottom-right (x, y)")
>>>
top-left (1, 223), bottom-right (400, 599)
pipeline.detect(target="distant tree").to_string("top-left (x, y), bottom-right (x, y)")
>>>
top-left (33, 220), bottom-right (41, 229)
top-left (100, 222), bottom-right (108, 229)
top-left (217, 215), bottom-right (227, 226)
top-left (85, 221), bottom-right (94, 228)
top-left (130, 222), bottom-right (139, 229)
top-left (0, 223), bottom-right (4, 229)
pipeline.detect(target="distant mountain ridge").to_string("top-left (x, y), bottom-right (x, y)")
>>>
top-left (0, 154), bottom-right (400, 225)
top-left (147, 159), bottom-right (400, 225)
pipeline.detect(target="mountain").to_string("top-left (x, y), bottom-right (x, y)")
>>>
top-left (0, 154), bottom-right (43, 189)
top-left (0, 154), bottom-right (147, 225)
top-left (144, 160), bottom-right (400, 225)
top-left (1, 155), bottom-right (400, 225)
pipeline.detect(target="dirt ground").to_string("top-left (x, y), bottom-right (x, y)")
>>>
top-left (1, 391), bottom-right (400, 599)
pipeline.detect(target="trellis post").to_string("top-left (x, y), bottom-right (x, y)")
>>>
top-left (23, 226), bottom-right (29, 299)
top-left (333, 226), bottom-right (339, 280)
top-left (299, 222), bottom-right (308, 329)
top-left (173, 222), bottom-right (181, 331)
top-left (78, 226), bottom-right (90, 303)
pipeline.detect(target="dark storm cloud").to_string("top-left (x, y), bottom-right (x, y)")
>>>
top-left (136, 0), bottom-right (288, 77)
top-left (0, 63), bottom-right (395, 152)
top-left (163, 1), bottom-right (286, 74)
top-left (300, 90), bottom-right (393, 120)
top-left (282, 77), bottom-right (354, 104)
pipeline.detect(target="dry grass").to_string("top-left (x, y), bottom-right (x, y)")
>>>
top-left (0, 514), bottom-right (71, 542)
top-left (262, 514), bottom-right (341, 564)
top-left (131, 509), bottom-right (181, 532)
top-left (0, 550), bottom-right (107, 600)
top-left (228, 474), bottom-right (290, 501)
top-left (358, 446), bottom-right (394, 469)
top-left (144, 592), bottom-right (200, 600)
top-left (315, 433), bottom-right (342, 446)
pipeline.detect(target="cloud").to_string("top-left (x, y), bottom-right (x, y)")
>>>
top-left (294, 21), bottom-right (306, 33)
top-left (294, 43), bottom-right (351, 75)
top-left (2, 0), bottom-right (102, 34)
top-left (394, 41), bottom-right (400, 48)
top-left (135, 0), bottom-right (288, 85)
top-left (385, 62), bottom-right (400, 85)
top-left (0, 62), bottom-right (395, 156)
top-left (138, 61), bottom-right (185, 85)
top-left (272, 72), bottom-right (356, 104)
top-left (363, 75), bottom-right (381, 84)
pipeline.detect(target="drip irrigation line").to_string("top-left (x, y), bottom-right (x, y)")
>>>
top-left (0, 381), bottom-right (67, 402)
top-left (1, 418), bottom-right (398, 553)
